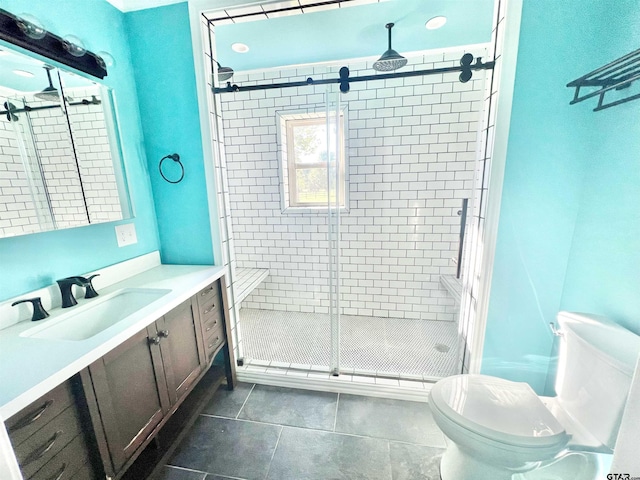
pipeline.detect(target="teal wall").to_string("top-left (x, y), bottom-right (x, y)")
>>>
top-left (0, 0), bottom-right (160, 301)
top-left (482, 0), bottom-right (640, 394)
top-left (560, 6), bottom-right (640, 333)
top-left (125, 3), bottom-right (214, 265)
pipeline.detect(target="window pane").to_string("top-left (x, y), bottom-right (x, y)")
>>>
top-left (292, 122), bottom-right (327, 165)
top-left (294, 167), bottom-right (335, 204)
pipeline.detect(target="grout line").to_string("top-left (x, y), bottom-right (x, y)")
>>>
top-left (236, 383), bottom-right (256, 419)
top-left (163, 465), bottom-right (209, 479)
top-left (333, 392), bottom-right (340, 432)
top-left (197, 413), bottom-right (445, 448)
top-left (386, 440), bottom-right (392, 480)
top-left (263, 425), bottom-right (284, 480)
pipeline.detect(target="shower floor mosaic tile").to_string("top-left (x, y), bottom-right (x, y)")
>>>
top-left (238, 309), bottom-right (459, 378)
top-left (159, 383), bottom-right (445, 480)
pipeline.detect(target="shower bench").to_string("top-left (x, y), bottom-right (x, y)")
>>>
top-left (234, 267), bottom-right (269, 305)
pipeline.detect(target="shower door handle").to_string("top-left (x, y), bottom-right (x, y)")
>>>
top-left (456, 198), bottom-right (469, 279)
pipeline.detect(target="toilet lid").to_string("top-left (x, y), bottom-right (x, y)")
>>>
top-left (430, 374), bottom-right (569, 448)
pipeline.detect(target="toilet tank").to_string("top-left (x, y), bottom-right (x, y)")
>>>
top-left (555, 312), bottom-right (640, 450)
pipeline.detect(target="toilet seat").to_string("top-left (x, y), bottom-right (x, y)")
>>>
top-left (430, 374), bottom-right (570, 449)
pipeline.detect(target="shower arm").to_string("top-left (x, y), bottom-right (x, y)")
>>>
top-left (214, 54), bottom-right (494, 94)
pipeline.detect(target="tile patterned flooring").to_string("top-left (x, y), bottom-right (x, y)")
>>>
top-left (239, 309), bottom-right (459, 378)
top-left (158, 383), bottom-right (445, 480)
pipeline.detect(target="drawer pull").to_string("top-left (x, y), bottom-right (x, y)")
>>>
top-left (201, 286), bottom-right (215, 296)
top-left (47, 462), bottom-right (67, 480)
top-left (158, 330), bottom-right (170, 338)
top-left (208, 337), bottom-right (220, 349)
top-left (205, 321), bottom-right (218, 332)
top-left (9, 400), bottom-right (53, 432)
top-left (148, 336), bottom-right (161, 345)
top-left (23, 430), bottom-right (62, 466)
top-left (203, 303), bottom-right (216, 314)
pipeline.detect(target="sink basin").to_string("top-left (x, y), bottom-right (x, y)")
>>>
top-left (21, 288), bottom-right (171, 341)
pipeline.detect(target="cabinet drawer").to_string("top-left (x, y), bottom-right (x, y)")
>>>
top-left (202, 311), bottom-right (223, 337)
top-left (196, 282), bottom-right (220, 312)
top-left (199, 297), bottom-right (221, 320)
top-left (7, 381), bottom-right (75, 447)
top-left (204, 329), bottom-right (225, 360)
top-left (29, 434), bottom-right (94, 480)
top-left (15, 406), bottom-right (82, 479)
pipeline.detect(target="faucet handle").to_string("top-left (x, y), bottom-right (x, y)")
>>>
top-left (11, 298), bottom-right (49, 321)
top-left (83, 274), bottom-right (100, 299)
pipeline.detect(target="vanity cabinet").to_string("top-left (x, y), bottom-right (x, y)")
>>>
top-left (158, 298), bottom-right (206, 405)
top-left (82, 281), bottom-right (229, 479)
top-left (86, 324), bottom-right (170, 474)
top-left (6, 378), bottom-right (98, 480)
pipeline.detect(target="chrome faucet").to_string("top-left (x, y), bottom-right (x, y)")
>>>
top-left (56, 274), bottom-right (100, 308)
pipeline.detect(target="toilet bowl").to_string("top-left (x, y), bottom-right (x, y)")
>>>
top-left (429, 312), bottom-right (640, 480)
top-left (430, 374), bottom-right (571, 480)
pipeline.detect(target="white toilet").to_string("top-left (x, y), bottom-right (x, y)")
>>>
top-left (429, 311), bottom-right (640, 480)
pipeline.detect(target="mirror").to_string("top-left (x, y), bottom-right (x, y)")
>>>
top-left (0, 45), bottom-right (132, 238)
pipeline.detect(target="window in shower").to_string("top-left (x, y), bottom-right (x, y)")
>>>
top-left (277, 109), bottom-right (347, 211)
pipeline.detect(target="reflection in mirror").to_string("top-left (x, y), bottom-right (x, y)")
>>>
top-left (0, 45), bottom-right (132, 238)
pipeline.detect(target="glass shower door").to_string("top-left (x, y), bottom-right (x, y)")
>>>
top-left (326, 85), bottom-right (342, 376)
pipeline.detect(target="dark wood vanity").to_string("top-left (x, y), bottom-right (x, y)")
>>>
top-left (6, 278), bottom-right (235, 480)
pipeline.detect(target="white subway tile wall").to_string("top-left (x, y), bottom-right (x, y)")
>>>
top-left (456, 1), bottom-right (506, 374)
top-left (67, 86), bottom-right (121, 223)
top-left (0, 86), bottom-right (122, 237)
top-left (0, 109), bottom-right (41, 236)
top-left (220, 49), bottom-right (486, 322)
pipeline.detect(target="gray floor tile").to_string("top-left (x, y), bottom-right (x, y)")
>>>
top-left (238, 385), bottom-right (338, 430)
top-left (267, 426), bottom-right (392, 480)
top-left (202, 382), bottom-right (254, 418)
top-left (169, 416), bottom-right (281, 480)
top-left (389, 442), bottom-right (444, 480)
top-left (155, 466), bottom-right (206, 480)
top-left (335, 394), bottom-right (446, 446)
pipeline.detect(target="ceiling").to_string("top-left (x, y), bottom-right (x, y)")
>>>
top-left (211, 0), bottom-right (494, 71)
top-left (104, 0), bottom-right (494, 71)
top-left (0, 47), bottom-right (96, 96)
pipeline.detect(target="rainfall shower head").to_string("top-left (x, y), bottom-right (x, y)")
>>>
top-left (216, 61), bottom-right (234, 82)
top-left (34, 66), bottom-right (60, 101)
top-left (373, 23), bottom-right (407, 72)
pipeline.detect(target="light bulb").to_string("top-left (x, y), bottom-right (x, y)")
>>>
top-left (96, 51), bottom-right (115, 69)
top-left (62, 35), bottom-right (86, 57)
top-left (16, 14), bottom-right (46, 40)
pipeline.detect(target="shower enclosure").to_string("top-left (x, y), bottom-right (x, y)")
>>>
top-left (209, 45), bottom-right (489, 383)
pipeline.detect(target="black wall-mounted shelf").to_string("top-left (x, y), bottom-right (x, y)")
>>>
top-left (567, 48), bottom-right (640, 111)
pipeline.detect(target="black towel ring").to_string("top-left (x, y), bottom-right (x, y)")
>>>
top-left (159, 153), bottom-right (184, 184)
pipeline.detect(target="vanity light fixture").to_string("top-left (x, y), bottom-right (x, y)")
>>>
top-left (12, 69), bottom-right (35, 77)
top-left (231, 42), bottom-right (250, 53)
top-left (425, 16), bottom-right (447, 30)
top-left (0, 8), bottom-right (108, 78)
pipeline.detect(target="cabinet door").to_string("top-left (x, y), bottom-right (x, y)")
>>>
top-left (88, 324), bottom-right (170, 473)
top-left (158, 297), bottom-right (205, 406)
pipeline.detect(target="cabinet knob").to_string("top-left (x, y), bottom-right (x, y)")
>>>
top-left (148, 336), bottom-right (161, 345)
top-left (158, 330), bottom-right (170, 338)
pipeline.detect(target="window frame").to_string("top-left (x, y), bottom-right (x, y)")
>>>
top-left (277, 107), bottom-right (349, 214)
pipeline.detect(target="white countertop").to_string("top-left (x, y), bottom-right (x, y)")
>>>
top-left (0, 264), bottom-right (225, 419)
